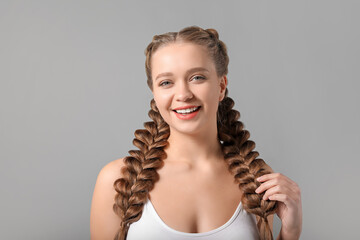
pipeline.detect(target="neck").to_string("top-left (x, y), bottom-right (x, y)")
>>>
top-left (164, 126), bottom-right (224, 171)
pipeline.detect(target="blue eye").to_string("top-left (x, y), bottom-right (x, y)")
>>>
top-left (159, 81), bottom-right (171, 86)
top-left (192, 75), bottom-right (206, 81)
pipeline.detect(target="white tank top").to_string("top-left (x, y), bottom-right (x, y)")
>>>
top-left (126, 198), bottom-right (260, 240)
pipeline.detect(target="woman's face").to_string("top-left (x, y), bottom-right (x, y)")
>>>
top-left (151, 42), bottom-right (227, 135)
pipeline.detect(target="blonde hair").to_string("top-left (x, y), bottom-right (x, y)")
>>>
top-left (113, 25), bottom-right (278, 240)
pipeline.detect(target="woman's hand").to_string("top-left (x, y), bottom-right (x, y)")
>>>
top-left (255, 173), bottom-right (302, 240)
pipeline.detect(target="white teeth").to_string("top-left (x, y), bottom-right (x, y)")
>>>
top-left (175, 107), bottom-right (199, 114)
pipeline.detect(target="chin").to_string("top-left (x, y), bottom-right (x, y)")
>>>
top-left (170, 124), bottom-right (204, 135)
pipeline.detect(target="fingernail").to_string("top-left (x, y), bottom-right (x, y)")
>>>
top-left (256, 177), bottom-right (262, 181)
top-left (255, 188), bottom-right (259, 193)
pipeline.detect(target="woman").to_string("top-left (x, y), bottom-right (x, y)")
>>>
top-left (90, 26), bottom-right (302, 240)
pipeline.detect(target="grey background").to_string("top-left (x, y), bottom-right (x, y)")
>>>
top-left (1, 1), bottom-right (359, 239)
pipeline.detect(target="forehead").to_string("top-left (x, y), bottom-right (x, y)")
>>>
top-left (151, 42), bottom-right (215, 76)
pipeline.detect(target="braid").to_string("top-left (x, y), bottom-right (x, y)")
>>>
top-left (218, 92), bottom-right (278, 240)
top-left (113, 99), bottom-right (169, 240)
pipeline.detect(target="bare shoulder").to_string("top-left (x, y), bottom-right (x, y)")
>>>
top-left (90, 158), bottom-right (126, 240)
top-left (96, 158), bottom-right (126, 183)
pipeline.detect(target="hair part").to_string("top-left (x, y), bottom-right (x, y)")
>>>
top-left (113, 25), bottom-right (277, 240)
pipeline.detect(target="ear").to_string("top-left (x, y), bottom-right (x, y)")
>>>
top-left (219, 75), bottom-right (228, 101)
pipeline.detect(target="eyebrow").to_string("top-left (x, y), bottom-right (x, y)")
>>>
top-left (155, 67), bottom-right (209, 81)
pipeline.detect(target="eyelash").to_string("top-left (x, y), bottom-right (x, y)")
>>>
top-left (159, 75), bottom-right (206, 87)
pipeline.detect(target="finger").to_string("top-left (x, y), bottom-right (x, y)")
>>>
top-left (262, 185), bottom-right (294, 200)
top-left (268, 193), bottom-right (296, 207)
top-left (255, 178), bottom-right (279, 194)
top-left (255, 175), bottom-right (293, 193)
top-left (257, 173), bottom-right (296, 188)
top-left (257, 173), bottom-right (282, 182)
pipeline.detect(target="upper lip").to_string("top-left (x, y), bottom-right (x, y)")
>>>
top-left (172, 105), bottom-right (200, 111)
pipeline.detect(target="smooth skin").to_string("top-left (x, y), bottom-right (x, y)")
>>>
top-left (90, 160), bottom-right (123, 240)
top-left (90, 42), bottom-right (302, 240)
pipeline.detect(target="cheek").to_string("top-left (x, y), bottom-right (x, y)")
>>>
top-left (154, 93), bottom-right (170, 107)
top-left (199, 85), bottom-right (220, 106)
top-left (154, 92), bottom-right (172, 116)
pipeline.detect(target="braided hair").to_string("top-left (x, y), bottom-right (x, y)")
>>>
top-left (113, 26), bottom-right (278, 240)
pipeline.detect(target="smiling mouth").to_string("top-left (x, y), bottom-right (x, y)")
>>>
top-left (173, 106), bottom-right (201, 114)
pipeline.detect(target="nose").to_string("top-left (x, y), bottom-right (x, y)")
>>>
top-left (175, 81), bottom-right (193, 102)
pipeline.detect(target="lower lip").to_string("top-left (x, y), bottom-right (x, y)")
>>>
top-left (173, 107), bottom-right (201, 120)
